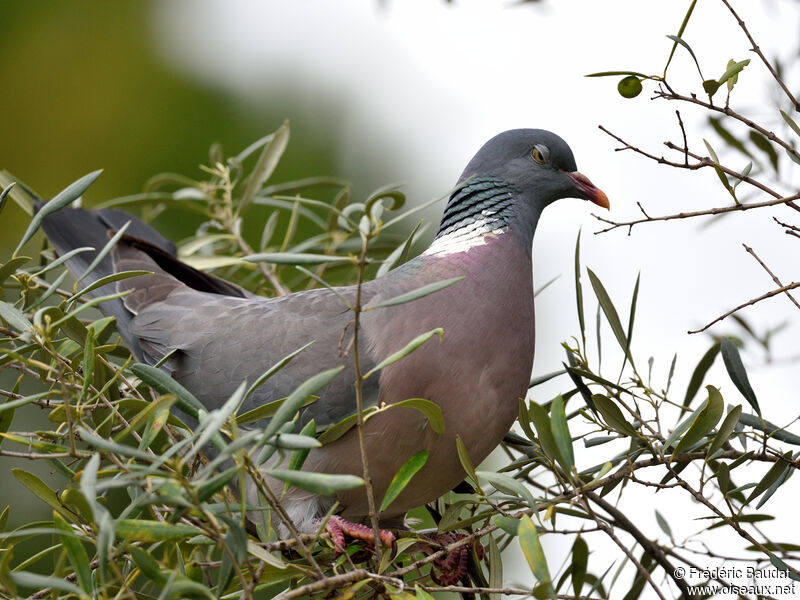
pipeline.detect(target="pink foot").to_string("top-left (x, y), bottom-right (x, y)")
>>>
top-left (322, 515), bottom-right (396, 554)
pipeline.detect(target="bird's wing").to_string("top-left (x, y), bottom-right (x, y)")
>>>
top-left (39, 205), bottom-right (255, 354)
top-left (113, 238), bottom-right (378, 430)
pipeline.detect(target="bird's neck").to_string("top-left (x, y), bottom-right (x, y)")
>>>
top-left (424, 177), bottom-right (534, 257)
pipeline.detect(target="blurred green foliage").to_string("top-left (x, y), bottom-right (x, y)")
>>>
top-left (0, 1), bottom-right (338, 251)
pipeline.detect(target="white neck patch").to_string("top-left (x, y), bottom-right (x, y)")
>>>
top-left (423, 218), bottom-right (507, 256)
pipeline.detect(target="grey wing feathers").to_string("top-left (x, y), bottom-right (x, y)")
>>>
top-left (115, 246), bottom-right (377, 430)
top-left (38, 202), bottom-right (375, 432)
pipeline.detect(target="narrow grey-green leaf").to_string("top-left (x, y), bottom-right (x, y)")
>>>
top-left (529, 401), bottom-right (568, 466)
top-left (77, 220), bottom-right (131, 282)
top-left (492, 515), bottom-right (520, 536)
top-left (708, 404), bottom-right (742, 457)
top-left (756, 460), bottom-right (792, 509)
top-left (377, 220), bottom-right (426, 277)
top-left (115, 519), bottom-right (202, 542)
top-left (665, 35), bottom-right (703, 78)
top-left (664, 0), bottom-right (697, 72)
top-left (720, 337), bottom-right (760, 416)
top-left (748, 130), bottom-right (779, 172)
top-left (587, 269), bottom-right (629, 362)
top-left (129, 545), bottom-right (167, 585)
top-left (0, 181), bottom-right (14, 216)
top-left (717, 58), bottom-right (750, 84)
top-left (288, 420), bottom-right (317, 473)
top-left (0, 256), bottom-right (30, 285)
top-left (709, 117), bottom-right (753, 160)
top-left (236, 394), bottom-right (318, 426)
top-left (574, 231), bottom-right (586, 349)
top-left (780, 109), bottom-right (800, 137)
top-left (239, 121), bottom-right (290, 214)
top-left (53, 511), bottom-right (93, 594)
top-left (368, 277), bottom-right (463, 309)
top-left (385, 398), bottom-right (444, 434)
top-left (33, 246), bottom-right (93, 278)
top-left (15, 169), bottom-right (103, 255)
top-left (70, 269), bottom-right (150, 305)
top-left (262, 366), bottom-right (343, 442)
top-left (704, 139), bottom-right (734, 193)
top-left (746, 452), bottom-right (792, 504)
top-left (585, 70), bottom-right (649, 78)
top-left (786, 147), bottom-right (800, 166)
top-left (592, 394), bottom-right (637, 438)
top-left (769, 553), bottom-right (800, 582)
top-left (477, 470), bottom-right (536, 508)
top-left (624, 272), bottom-right (640, 369)
top-left (737, 413), bottom-right (800, 446)
top-left (519, 515), bottom-right (555, 599)
top-left (197, 468), bottom-right (238, 503)
top-left (683, 342), bottom-right (720, 414)
top-left (244, 252), bottom-right (351, 265)
top-left (455, 434), bottom-right (481, 492)
top-left (12, 469), bottom-right (63, 514)
top-left (130, 363), bottom-right (205, 420)
top-left (487, 533), bottom-right (503, 600)
top-left (672, 385), bottom-right (724, 456)
top-left (571, 535), bottom-right (588, 598)
top-left (9, 572), bottom-right (89, 600)
top-left (549, 394), bottom-right (574, 469)
top-left (363, 328), bottom-right (443, 378)
top-left (269, 433), bottom-right (321, 450)
top-left (0, 301), bottom-right (31, 333)
top-left (263, 469), bottom-right (363, 495)
top-left (717, 462), bottom-right (730, 496)
top-left (380, 450), bottom-right (428, 511)
top-left (316, 412), bottom-right (359, 445)
top-left (186, 381), bottom-right (247, 460)
top-left (655, 509), bottom-right (672, 538)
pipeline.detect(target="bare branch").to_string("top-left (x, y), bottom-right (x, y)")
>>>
top-left (690, 281), bottom-right (800, 333)
top-left (654, 89), bottom-right (800, 167)
top-left (719, 0), bottom-right (800, 111)
top-left (595, 192), bottom-right (800, 234)
top-left (744, 244), bottom-right (800, 311)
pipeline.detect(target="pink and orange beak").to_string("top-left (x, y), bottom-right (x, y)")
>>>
top-left (568, 171), bottom-right (609, 210)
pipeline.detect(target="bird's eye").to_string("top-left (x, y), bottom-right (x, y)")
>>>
top-left (531, 145), bottom-right (549, 164)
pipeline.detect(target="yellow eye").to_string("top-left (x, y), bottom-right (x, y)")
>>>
top-left (531, 145), bottom-right (548, 164)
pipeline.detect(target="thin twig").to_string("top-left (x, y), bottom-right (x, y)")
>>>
top-left (689, 281), bottom-right (800, 333)
top-left (676, 110), bottom-right (689, 166)
top-left (719, 0), bottom-right (800, 111)
top-left (351, 233), bottom-right (384, 557)
top-left (743, 244), bottom-right (800, 310)
top-left (654, 90), bottom-right (800, 164)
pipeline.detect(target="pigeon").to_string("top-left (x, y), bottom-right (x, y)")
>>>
top-left (38, 128), bottom-right (608, 544)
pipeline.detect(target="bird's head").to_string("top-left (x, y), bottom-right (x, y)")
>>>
top-left (458, 128), bottom-right (609, 212)
top-left (431, 129), bottom-right (608, 250)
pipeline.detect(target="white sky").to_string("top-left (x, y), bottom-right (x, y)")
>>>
top-left (151, 0), bottom-right (799, 595)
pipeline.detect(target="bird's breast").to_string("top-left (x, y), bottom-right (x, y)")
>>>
top-left (324, 233), bottom-right (536, 516)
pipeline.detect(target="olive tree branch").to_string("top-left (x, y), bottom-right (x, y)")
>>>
top-left (689, 280), bottom-right (800, 333)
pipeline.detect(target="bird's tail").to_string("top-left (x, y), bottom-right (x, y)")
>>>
top-left (36, 200), bottom-right (178, 353)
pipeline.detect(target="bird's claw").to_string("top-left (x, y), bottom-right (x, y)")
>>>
top-left (323, 515), bottom-right (396, 555)
top-left (425, 532), bottom-right (485, 586)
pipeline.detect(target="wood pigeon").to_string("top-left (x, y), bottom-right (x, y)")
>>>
top-left (38, 129), bottom-right (608, 544)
